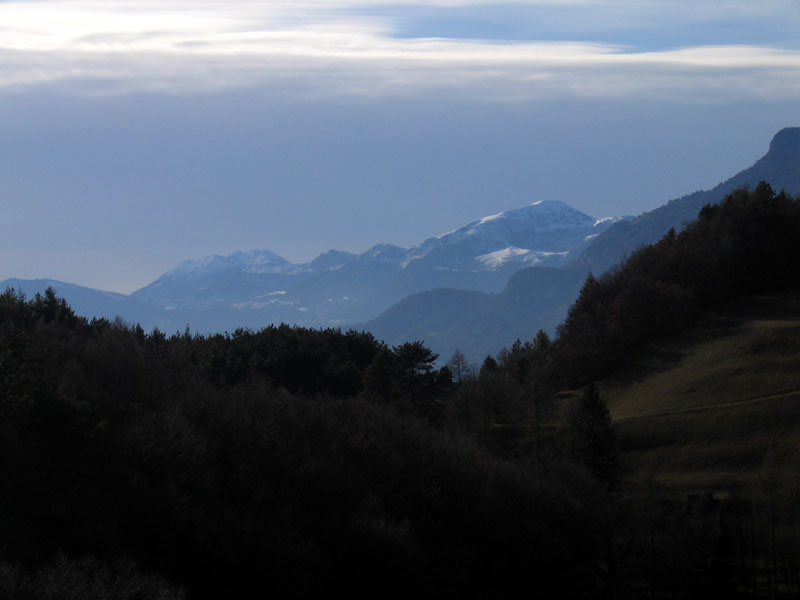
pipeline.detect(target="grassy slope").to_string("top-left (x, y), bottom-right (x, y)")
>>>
top-left (599, 291), bottom-right (800, 494)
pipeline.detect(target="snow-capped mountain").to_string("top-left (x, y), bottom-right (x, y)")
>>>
top-left (3, 199), bottom-right (620, 334)
top-left (158, 249), bottom-right (295, 280)
top-left (123, 199), bottom-right (618, 331)
top-left (406, 200), bottom-right (619, 270)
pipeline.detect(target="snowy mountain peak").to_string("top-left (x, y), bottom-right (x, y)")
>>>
top-left (169, 249), bottom-right (293, 279)
top-left (529, 199), bottom-right (568, 208)
top-left (133, 199), bottom-right (622, 311)
top-left (464, 200), bottom-right (595, 235)
top-left (415, 200), bottom-right (597, 253)
top-left (400, 199), bottom-right (618, 271)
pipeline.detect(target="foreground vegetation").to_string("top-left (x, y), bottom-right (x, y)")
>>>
top-left (2, 182), bottom-right (800, 598)
top-left (0, 288), bottom-right (605, 598)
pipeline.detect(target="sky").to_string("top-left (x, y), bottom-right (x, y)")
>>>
top-left (2, 0), bottom-right (800, 293)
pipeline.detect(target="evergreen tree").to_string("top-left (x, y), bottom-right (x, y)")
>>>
top-left (532, 329), bottom-right (551, 355)
top-left (480, 355), bottom-right (498, 375)
top-left (394, 341), bottom-right (438, 376)
top-left (363, 346), bottom-right (396, 401)
top-left (569, 382), bottom-right (619, 488)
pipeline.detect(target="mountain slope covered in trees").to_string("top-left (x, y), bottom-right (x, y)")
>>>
top-left (572, 126), bottom-right (800, 275)
top-left (550, 182), bottom-right (800, 386)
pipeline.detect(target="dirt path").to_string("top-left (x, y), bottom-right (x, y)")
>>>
top-left (614, 390), bottom-right (800, 423)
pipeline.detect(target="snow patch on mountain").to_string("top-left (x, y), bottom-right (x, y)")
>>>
top-left (476, 247), bottom-right (571, 269)
top-left (232, 298), bottom-right (296, 310)
top-left (471, 211), bottom-right (505, 230)
top-left (593, 216), bottom-right (617, 227)
top-left (476, 247), bottom-right (532, 268)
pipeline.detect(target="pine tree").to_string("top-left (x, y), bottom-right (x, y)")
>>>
top-left (569, 382), bottom-right (619, 488)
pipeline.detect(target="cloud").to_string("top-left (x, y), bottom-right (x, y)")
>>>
top-left (1, 0), bottom-right (799, 102)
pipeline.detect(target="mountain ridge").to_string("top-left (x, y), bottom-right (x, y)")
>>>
top-left (358, 127), bottom-right (800, 362)
top-left (117, 199), bottom-right (617, 330)
top-left (572, 126), bottom-right (800, 274)
top-left (1, 198), bottom-right (614, 334)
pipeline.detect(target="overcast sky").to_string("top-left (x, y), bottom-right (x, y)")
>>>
top-left (2, 0), bottom-right (800, 293)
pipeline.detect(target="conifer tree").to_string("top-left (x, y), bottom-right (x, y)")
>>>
top-left (569, 382), bottom-right (619, 488)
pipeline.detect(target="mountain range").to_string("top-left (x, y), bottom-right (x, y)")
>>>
top-left (2, 200), bottom-right (620, 335)
top-left (4, 127), bottom-right (799, 362)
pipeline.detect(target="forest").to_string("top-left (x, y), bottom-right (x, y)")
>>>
top-left (1, 182), bottom-right (800, 598)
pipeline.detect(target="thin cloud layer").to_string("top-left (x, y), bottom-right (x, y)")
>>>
top-left (1, 0), bottom-right (799, 100)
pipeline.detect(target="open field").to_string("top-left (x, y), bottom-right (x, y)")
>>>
top-left (601, 292), bottom-right (800, 494)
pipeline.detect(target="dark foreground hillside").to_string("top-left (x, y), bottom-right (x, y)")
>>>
top-left (3, 183), bottom-right (800, 598)
top-left (0, 290), bottom-right (603, 599)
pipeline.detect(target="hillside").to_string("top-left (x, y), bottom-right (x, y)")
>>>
top-left (361, 266), bottom-right (585, 362)
top-left (573, 126), bottom-right (800, 274)
top-left (598, 292), bottom-right (800, 493)
top-left (550, 182), bottom-right (800, 387)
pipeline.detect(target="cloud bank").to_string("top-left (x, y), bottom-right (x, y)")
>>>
top-left (1, 0), bottom-right (800, 101)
